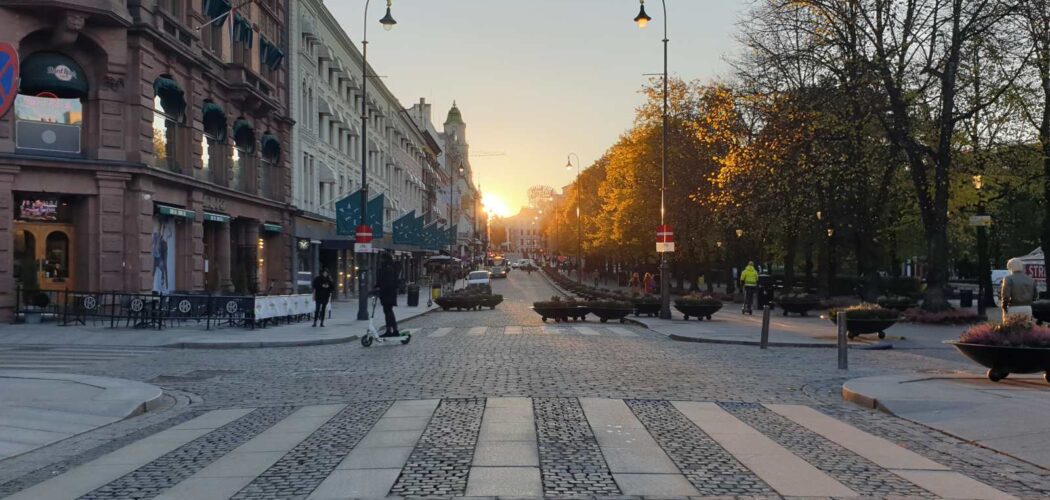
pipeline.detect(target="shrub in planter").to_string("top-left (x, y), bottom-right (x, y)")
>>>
top-left (877, 295), bottom-right (919, 311)
top-left (532, 296), bottom-right (585, 322)
top-left (1032, 300), bottom-right (1050, 325)
top-left (632, 295), bottom-right (661, 317)
top-left (902, 307), bottom-right (982, 325)
top-left (828, 303), bottom-right (899, 339)
top-left (674, 294), bottom-right (723, 321)
top-left (951, 314), bottom-right (1050, 382)
top-left (777, 288), bottom-right (821, 316)
top-left (586, 300), bottom-right (633, 323)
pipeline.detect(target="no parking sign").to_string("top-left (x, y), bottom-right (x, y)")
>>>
top-left (0, 42), bottom-right (18, 119)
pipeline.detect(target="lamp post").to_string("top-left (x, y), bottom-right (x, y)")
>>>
top-left (449, 165), bottom-right (463, 257)
top-left (634, 0), bottom-right (671, 319)
top-left (974, 174), bottom-right (990, 318)
top-left (356, 0), bottom-right (397, 320)
top-left (566, 153), bottom-right (583, 284)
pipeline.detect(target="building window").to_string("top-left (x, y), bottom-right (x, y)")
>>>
top-left (14, 52), bottom-right (88, 156)
top-left (157, 0), bottom-right (184, 20)
top-left (152, 75), bottom-right (187, 172)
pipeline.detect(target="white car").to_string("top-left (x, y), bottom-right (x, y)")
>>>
top-left (467, 270), bottom-right (492, 288)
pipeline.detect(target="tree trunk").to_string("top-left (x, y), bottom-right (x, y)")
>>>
top-left (784, 232), bottom-right (797, 289)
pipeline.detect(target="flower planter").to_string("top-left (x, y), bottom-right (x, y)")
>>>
top-left (480, 295), bottom-right (504, 309)
top-left (778, 301), bottom-right (820, 317)
top-left (633, 302), bottom-right (661, 317)
top-left (589, 306), bottom-right (633, 323)
top-left (946, 341), bottom-right (1050, 383)
top-left (532, 306), bottom-right (587, 322)
top-left (1033, 307), bottom-right (1050, 326)
top-left (674, 302), bottom-right (723, 321)
top-left (830, 317), bottom-right (898, 339)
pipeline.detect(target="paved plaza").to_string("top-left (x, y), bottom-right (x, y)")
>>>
top-left (0, 272), bottom-right (1048, 499)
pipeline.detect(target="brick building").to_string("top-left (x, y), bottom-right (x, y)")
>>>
top-left (0, 0), bottom-right (294, 319)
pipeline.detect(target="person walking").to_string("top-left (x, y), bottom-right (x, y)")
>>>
top-left (740, 261), bottom-right (759, 314)
top-left (1000, 258), bottom-right (1036, 321)
top-left (375, 254), bottom-right (401, 337)
top-left (311, 269), bottom-right (334, 327)
top-left (592, 268), bottom-right (601, 288)
top-left (643, 272), bottom-right (655, 295)
top-left (629, 272), bottom-right (641, 295)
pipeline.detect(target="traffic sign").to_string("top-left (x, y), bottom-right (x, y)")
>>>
top-left (354, 225), bottom-right (373, 253)
top-left (0, 42), bottom-right (19, 119)
top-left (656, 224), bottom-right (675, 253)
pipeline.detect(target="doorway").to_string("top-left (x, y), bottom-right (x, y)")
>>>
top-left (14, 223), bottom-right (76, 291)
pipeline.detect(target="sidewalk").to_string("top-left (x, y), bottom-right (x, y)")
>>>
top-left (0, 371), bottom-right (163, 461)
top-left (0, 294), bottom-right (436, 349)
top-left (844, 372), bottom-right (1050, 469)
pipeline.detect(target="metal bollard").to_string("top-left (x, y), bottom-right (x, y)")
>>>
top-left (760, 305), bottom-right (771, 349)
top-left (837, 311), bottom-right (848, 370)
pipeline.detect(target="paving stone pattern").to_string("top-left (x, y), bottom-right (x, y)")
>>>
top-left (229, 401), bottom-right (391, 500)
top-left (390, 398), bottom-right (484, 497)
top-left (533, 397), bottom-right (620, 497)
top-left (720, 402), bottom-right (932, 498)
top-left (78, 406), bottom-right (296, 500)
top-left (625, 399), bottom-right (774, 496)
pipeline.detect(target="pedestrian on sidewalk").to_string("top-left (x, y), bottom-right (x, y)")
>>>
top-left (629, 272), bottom-right (641, 295)
top-left (375, 253), bottom-right (401, 337)
top-left (1001, 258), bottom-right (1035, 321)
top-left (311, 269), bottom-right (334, 327)
top-left (740, 261), bottom-right (759, 314)
top-left (643, 272), bottom-right (655, 295)
top-left (592, 268), bottom-right (601, 288)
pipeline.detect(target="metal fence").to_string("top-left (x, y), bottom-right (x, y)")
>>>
top-left (14, 288), bottom-right (313, 330)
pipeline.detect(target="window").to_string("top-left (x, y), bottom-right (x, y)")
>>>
top-left (157, 0), bottom-right (184, 20)
top-left (15, 53), bottom-right (88, 156)
top-left (152, 95), bottom-right (182, 172)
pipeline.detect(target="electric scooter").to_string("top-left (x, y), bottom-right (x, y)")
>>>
top-left (361, 296), bottom-right (411, 347)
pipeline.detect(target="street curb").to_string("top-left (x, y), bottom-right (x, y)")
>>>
top-left (665, 330), bottom-right (893, 349)
top-left (841, 383), bottom-right (891, 413)
top-left (158, 306), bottom-right (433, 349)
top-left (0, 371), bottom-right (165, 418)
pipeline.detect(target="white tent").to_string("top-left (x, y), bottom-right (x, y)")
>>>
top-left (1013, 247), bottom-right (1046, 285)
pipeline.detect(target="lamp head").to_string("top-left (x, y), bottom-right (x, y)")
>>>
top-left (379, 1), bottom-right (397, 31)
top-left (735, 229), bottom-right (744, 238)
top-left (634, 1), bottom-right (652, 28)
top-left (565, 158), bottom-right (573, 170)
top-left (972, 174), bottom-right (983, 190)
top-left (827, 228), bottom-right (835, 238)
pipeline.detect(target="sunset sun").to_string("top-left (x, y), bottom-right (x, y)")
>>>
top-left (482, 192), bottom-right (512, 218)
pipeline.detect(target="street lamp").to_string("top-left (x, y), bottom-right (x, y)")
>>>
top-left (356, 0), bottom-right (396, 320)
top-left (566, 153), bottom-right (583, 284)
top-left (634, 0), bottom-right (672, 319)
top-left (973, 174), bottom-right (990, 318)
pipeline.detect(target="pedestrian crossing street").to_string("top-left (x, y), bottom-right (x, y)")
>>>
top-left (414, 324), bottom-right (642, 339)
top-left (4, 397), bottom-right (1019, 499)
top-left (0, 346), bottom-right (165, 372)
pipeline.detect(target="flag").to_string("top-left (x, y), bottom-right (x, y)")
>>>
top-left (447, 225), bottom-right (458, 248)
top-left (367, 194), bottom-right (384, 238)
top-left (410, 214), bottom-right (426, 247)
top-left (393, 211), bottom-right (415, 246)
top-left (335, 190), bottom-right (363, 236)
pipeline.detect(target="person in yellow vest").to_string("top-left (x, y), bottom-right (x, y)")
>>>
top-left (740, 261), bottom-right (759, 314)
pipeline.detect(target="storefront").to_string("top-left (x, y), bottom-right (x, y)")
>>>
top-left (13, 194), bottom-right (77, 292)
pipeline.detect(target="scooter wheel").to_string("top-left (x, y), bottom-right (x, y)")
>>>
top-left (361, 335), bottom-right (373, 347)
top-left (401, 334), bottom-right (411, 345)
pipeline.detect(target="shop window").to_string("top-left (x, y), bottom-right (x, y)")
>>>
top-left (44, 231), bottom-right (70, 281)
top-left (15, 53), bottom-right (88, 156)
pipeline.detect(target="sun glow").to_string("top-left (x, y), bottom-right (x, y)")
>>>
top-left (482, 193), bottom-right (512, 218)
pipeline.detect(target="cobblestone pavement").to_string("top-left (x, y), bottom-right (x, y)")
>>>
top-left (0, 272), bottom-right (1048, 498)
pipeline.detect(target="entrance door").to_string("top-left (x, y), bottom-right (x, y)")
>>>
top-left (14, 223), bottom-right (76, 291)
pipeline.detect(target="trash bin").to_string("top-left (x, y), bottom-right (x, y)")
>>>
top-left (960, 289), bottom-right (974, 308)
top-left (756, 274), bottom-right (775, 309)
top-left (407, 283), bottom-right (420, 307)
top-left (431, 283), bottom-right (442, 301)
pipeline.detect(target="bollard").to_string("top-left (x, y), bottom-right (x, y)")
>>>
top-left (760, 305), bottom-right (771, 349)
top-left (837, 311), bottom-right (848, 370)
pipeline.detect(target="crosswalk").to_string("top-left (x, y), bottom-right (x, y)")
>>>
top-left (413, 325), bottom-right (641, 339)
top-left (4, 397), bottom-right (1019, 499)
top-left (0, 346), bottom-right (165, 372)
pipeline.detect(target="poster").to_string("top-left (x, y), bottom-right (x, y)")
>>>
top-left (152, 216), bottom-right (176, 294)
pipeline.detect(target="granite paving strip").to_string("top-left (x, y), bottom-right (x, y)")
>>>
top-left (389, 398), bottom-right (485, 497)
top-left (466, 397), bottom-right (541, 496)
top-left (673, 401), bottom-right (857, 498)
top-left (78, 406), bottom-right (297, 500)
top-left (504, 326), bottom-right (523, 335)
top-left (721, 402), bottom-right (928, 498)
top-left (625, 399), bottom-right (774, 497)
top-left (229, 400), bottom-right (391, 500)
top-left (151, 404), bottom-right (346, 500)
top-left (607, 326), bottom-right (637, 337)
top-left (2, 408), bottom-right (247, 500)
top-left (574, 326), bottom-right (600, 336)
top-left (307, 399), bottom-right (438, 499)
top-left (467, 326), bottom-right (488, 336)
top-left (428, 327), bottom-right (453, 338)
top-left (533, 397), bottom-right (620, 497)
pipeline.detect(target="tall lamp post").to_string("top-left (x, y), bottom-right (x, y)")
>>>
top-left (634, 0), bottom-right (671, 319)
top-left (356, 0), bottom-right (397, 320)
top-left (973, 175), bottom-right (991, 318)
top-left (566, 153), bottom-right (583, 284)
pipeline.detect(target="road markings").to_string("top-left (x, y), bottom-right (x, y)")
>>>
top-left (574, 326), bottom-right (600, 336)
top-left (504, 326), bottom-right (523, 335)
top-left (428, 327), bottom-right (453, 338)
top-left (608, 326), bottom-right (638, 337)
top-left (467, 326), bottom-right (487, 336)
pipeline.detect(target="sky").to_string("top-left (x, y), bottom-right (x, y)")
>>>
top-left (327, 0), bottom-right (748, 216)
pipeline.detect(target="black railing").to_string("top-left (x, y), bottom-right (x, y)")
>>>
top-left (14, 288), bottom-right (313, 330)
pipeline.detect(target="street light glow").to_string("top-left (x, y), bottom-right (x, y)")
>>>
top-left (380, 1), bottom-right (397, 30)
top-left (634, 1), bottom-right (652, 28)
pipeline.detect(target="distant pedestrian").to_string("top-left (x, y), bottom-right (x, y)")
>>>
top-left (643, 272), bottom-right (655, 295)
top-left (311, 269), bottom-right (334, 327)
top-left (740, 261), bottom-right (759, 314)
top-left (1001, 258), bottom-right (1035, 321)
top-left (629, 272), bottom-right (641, 295)
top-left (592, 268), bottom-right (601, 288)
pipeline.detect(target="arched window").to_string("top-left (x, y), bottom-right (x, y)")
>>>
top-left (14, 52), bottom-right (88, 156)
top-left (152, 74), bottom-right (186, 172)
top-left (230, 117), bottom-right (255, 192)
top-left (201, 99), bottom-right (227, 184)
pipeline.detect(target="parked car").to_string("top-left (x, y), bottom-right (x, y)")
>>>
top-left (490, 266), bottom-right (507, 278)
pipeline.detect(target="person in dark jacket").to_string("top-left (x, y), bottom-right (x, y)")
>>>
top-left (312, 269), bottom-right (334, 327)
top-left (375, 254), bottom-right (400, 337)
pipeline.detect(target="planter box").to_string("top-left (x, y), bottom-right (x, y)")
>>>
top-left (436, 296), bottom-right (484, 311)
top-left (532, 306), bottom-right (588, 323)
top-left (830, 317), bottom-right (898, 339)
top-left (589, 307), bottom-right (633, 323)
top-left (947, 341), bottom-right (1050, 383)
top-left (633, 302), bottom-right (661, 317)
top-left (674, 302), bottom-right (723, 321)
top-left (778, 301), bottom-right (820, 317)
top-left (1033, 307), bottom-right (1050, 326)
top-left (480, 295), bottom-right (504, 309)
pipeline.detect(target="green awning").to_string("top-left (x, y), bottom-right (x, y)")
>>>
top-left (233, 13), bottom-right (254, 47)
top-left (260, 132), bottom-right (280, 162)
top-left (156, 205), bottom-right (195, 219)
top-left (19, 52), bottom-right (89, 99)
top-left (203, 212), bottom-right (230, 223)
top-left (202, 100), bottom-right (226, 140)
top-left (153, 75), bottom-right (186, 118)
top-left (259, 36), bottom-right (284, 71)
top-left (262, 223), bottom-right (282, 233)
top-left (232, 117), bottom-right (254, 150)
top-left (203, 0), bottom-right (231, 25)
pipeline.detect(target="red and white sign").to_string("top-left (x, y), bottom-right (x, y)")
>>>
top-left (0, 42), bottom-right (18, 119)
top-left (656, 224), bottom-right (675, 253)
top-left (354, 225), bottom-right (373, 253)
